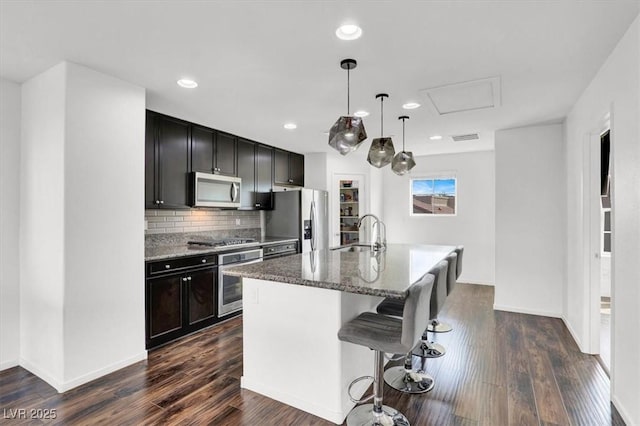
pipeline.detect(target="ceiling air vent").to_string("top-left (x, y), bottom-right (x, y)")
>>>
top-left (451, 133), bottom-right (479, 142)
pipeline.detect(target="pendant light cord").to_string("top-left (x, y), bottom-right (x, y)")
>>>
top-left (347, 67), bottom-right (350, 115)
top-left (402, 117), bottom-right (406, 152)
top-left (380, 96), bottom-right (384, 137)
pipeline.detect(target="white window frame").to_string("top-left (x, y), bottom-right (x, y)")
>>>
top-left (409, 175), bottom-right (458, 217)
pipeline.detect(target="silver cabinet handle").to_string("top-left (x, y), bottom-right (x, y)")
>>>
top-left (155, 200), bottom-right (160, 205)
top-left (159, 200), bottom-right (164, 204)
top-left (165, 264), bottom-right (171, 269)
top-left (182, 277), bottom-right (188, 282)
top-left (201, 259), bottom-right (207, 263)
top-left (255, 203), bottom-right (261, 207)
top-left (187, 276), bottom-right (192, 281)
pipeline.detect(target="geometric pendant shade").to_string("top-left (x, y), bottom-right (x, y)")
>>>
top-left (329, 115), bottom-right (368, 155)
top-left (391, 115), bottom-right (416, 175)
top-left (367, 137), bottom-right (395, 167)
top-left (328, 59), bottom-right (367, 155)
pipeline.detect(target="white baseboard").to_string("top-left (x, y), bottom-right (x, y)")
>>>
top-left (612, 395), bottom-right (636, 426)
top-left (493, 304), bottom-right (562, 318)
top-left (561, 315), bottom-right (589, 354)
top-left (241, 376), bottom-right (345, 425)
top-left (19, 357), bottom-right (64, 391)
top-left (0, 359), bottom-right (19, 371)
top-left (20, 351), bottom-right (147, 393)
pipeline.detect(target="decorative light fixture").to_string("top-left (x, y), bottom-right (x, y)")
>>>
top-left (177, 78), bottom-right (198, 88)
top-left (283, 123), bottom-right (297, 130)
top-left (335, 24), bottom-right (362, 40)
top-left (328, 59), bottom-right (367, 155)
top-left (354, 110), bottom-right (370, 117)
top-left (392, 116), bottom-right (416, 175)
top-left (429, 135), bottom-right (443, 140)
top-left (367, 93), bottom-right (395, 168)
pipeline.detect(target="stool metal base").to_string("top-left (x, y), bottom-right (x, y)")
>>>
top-left (426, 320), bottom-right (452, 333)
top-left (412, 340), bottom-right (446, 358)
top-left (346, 403), bottom-right (410, 426)
top-left (383, 366), bottom-right (435, 394)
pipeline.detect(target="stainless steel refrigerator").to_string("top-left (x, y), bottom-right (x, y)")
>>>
top-left (265, 189), bottom-right (328, 253)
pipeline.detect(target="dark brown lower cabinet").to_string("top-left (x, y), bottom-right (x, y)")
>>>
top-left (146, 265), bottom-right (217, 349)
top-left (188, 269), bottom-right (216, 325)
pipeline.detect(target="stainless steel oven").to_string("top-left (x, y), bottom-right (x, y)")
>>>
top-left (218, 248), bottom-right (263, 316)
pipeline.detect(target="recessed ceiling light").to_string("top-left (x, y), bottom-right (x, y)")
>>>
top-left (354, 110), bottom-right (369, 117)
top-left (283, 123), bottom-right (297, 130)
top-left (402, 102), bottom-right (421, 110)
top-left (336, 24), bottom-right (362, 41)
top-left (177, 79), bottom-right (198, 88)
top-left (429, 135), bottom-right (443, 140)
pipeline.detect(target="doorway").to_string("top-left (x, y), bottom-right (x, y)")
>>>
top-left (331, 173), bottom-right (368, 247)
top-left (598, 130), bottom-right (612, 371)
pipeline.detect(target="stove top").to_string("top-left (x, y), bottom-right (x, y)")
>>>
top-left (187, 238), bottom-right (257, 248)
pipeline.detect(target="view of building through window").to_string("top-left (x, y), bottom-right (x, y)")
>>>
top-left (411, 178), bottom-right (456, 215)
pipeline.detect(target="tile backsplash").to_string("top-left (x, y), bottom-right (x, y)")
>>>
top-left (145, 209), bottom-right (261, 235)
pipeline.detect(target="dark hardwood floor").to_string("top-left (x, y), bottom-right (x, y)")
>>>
top-left (0, 284), bottom-right (624, 425)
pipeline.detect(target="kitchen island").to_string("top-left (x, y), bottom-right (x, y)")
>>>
top-left (224, 244), bottom-right (456, 424)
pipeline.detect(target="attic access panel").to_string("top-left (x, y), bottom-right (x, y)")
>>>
top-left (420, 76), bottom-right (501, 115)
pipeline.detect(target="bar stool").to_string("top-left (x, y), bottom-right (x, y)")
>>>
top-left (426, 253), bottom-right (456, 333)
top-left (454, 245), bottom-right (464, 280)
top-left (338, 273), bottom-right (435, 426)
top-left (377, 261), bottom-right (447, 393)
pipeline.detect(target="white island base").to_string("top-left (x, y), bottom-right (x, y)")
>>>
top-left (240, 277), bottom-right (384, 424)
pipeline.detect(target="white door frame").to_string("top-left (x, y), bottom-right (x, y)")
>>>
top-left (584, 110), bottom-right (612, 360)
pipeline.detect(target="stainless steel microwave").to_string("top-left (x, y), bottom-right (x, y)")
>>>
top-left (191, 172), bottom-right (241, 208)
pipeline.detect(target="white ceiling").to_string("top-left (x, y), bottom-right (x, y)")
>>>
top-left (1, 1), bottom-right (638, 157)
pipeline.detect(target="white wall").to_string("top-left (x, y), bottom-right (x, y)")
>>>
top-left (20, 63), bottom-right (67, 385)
top-left (382, 150), bottom-right (495, 284)
top-left (62, 63), bottom-right (146, 386)
top-left (565, 16), bottom-right (640, 425)
top-left (494, 123), bottom-right (566, 317)
top-left (20, 62), bottom-right (146, 391)
top-left (304, 153), bottom-right (328, 191)
top-left (0, 78), bottom-right (21, 370)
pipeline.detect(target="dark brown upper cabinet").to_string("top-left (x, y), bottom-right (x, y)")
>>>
top-left (145, 110), bottom-right (301, 210)
top-left (145, 111), bottom-right (190, 209)
top-left (191, 126), bottom-right (237, 177)
top-left (237, 138), bottom-right (257, 209)
top-left (274, 149), bottom-right (304, 186)
top-left (237, 138), bottom-right (273, 210)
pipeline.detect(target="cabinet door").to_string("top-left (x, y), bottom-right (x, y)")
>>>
top-left (256, 145), bottom-right (273, 209)
top-left (215, 131), bottom-right (237, 176)
top-left (237, 138), bottom-right (256, 208)
top-left (191, 125), bottom-right (215, 174)
top-left (147, 275), bottom-right (183, 339)
top-left (187, 268), bottom-right (216, 325)
top-left (158, 116), bottom-right (190, 208)
top-left (273, 148), bottom-right (290, 185)
top-left (145, 111), bottom-right (158, 208)
top-left (290, 153), bottom-right (305, 186)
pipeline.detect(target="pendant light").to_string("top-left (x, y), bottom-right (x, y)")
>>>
top-left (328, 59), bottom-right (367, 155)
top-left (367, 93), bottom-right (396, 168)
top-left (391, 115), bottom-right (416, 175)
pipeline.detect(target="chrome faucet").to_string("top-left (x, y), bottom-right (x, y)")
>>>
top-left (356, 214), bottom-right (387, 251)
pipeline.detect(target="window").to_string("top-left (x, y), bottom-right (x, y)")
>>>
top-left (411, 177), bottom-right (457, 215)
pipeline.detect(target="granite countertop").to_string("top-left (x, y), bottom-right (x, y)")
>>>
top-left (145, 237), bottom-right (299, 261)
top-left (224, 244), bottom-right (456, 299)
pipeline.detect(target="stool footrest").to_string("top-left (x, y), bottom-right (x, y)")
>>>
top-left (347, 375), bottom-right (375, 404)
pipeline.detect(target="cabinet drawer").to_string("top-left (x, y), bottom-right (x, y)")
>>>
top-left (263, 242), bottom-right (298, 258)
top-left (148, 255), bottom-right (217, 275)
